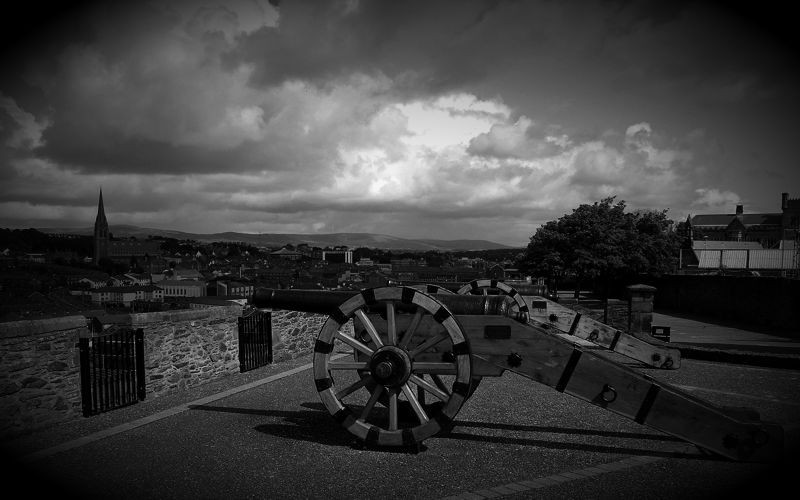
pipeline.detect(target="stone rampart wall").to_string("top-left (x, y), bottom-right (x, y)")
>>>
top-left (1, 307), bottom-right (245, 440)
top-left (270, 310), bottom-right (354, 361)
top-left (0, 316), bottom-right (86, 439)
top-left (123, 307), bottom-right (243, 395)
top-left (0, 306), bottom-right (351, 440)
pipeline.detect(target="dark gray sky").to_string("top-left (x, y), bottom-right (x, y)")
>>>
top-left (1, 0), bottom-right (798, 246)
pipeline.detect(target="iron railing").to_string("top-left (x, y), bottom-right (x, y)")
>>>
top-left (79, 326), bottom-right (145, 417)
top-left (238, 309), bottom-right (272, 372)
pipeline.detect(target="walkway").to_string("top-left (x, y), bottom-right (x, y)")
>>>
top-left (652, 310), bottom-right (800, 354)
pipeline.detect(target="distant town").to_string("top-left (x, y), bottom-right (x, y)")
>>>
top-left (0, 192), bottom-right (527, 322)
top-left (1, 190), bottom-right (798, 322)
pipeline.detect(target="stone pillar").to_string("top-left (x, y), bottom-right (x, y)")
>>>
top-left (627, 284), bottom-right (657, 335)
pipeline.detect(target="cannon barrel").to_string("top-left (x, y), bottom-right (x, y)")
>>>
top-left (251, 289), bottom-right (355, 314)
top-left (251, 287), bottom-right (528, 321)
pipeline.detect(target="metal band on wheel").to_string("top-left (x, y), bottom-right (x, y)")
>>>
top-left (457, 279), bottom-right (530, 314)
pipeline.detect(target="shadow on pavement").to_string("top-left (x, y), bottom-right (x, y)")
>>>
top-left (188, 402), bottom-right (353, 447)
top-left (441, 429), bottom-right (717, 461)
top-left (453, 420), bottom-right (684, 442)
top-left (189, 401), bottom-right (426, 452)
top-left (187, 401), bottom-right (705, 459)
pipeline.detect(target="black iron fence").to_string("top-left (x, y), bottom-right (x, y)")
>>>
top-left (79, 326), bottom-right (145, 417)
top-left (238, 309), bottom-right (272, 372)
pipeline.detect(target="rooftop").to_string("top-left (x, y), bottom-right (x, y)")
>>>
top-left (691, 213), bottom-right (782, 227)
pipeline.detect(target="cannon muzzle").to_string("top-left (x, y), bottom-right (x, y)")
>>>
top-left (251, 287), bottom-right (528, 322)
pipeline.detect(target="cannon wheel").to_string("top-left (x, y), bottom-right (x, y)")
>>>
top-left (356, 283), bottom-right (482, 407)
top-left (457, 279), bottom-right (529, 315)
top-left (313, 286), bottom-right (473, 446)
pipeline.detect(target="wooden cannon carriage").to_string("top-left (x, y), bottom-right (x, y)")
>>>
top-left (452, 279), bottom-right (680, 370)
top-left (250, 285), bottom-right (783, 462)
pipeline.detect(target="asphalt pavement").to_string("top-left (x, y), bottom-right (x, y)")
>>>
top-left (2, 306), bottom-right (799, 499)
top-left (652, 309), bottom-right (800, 369)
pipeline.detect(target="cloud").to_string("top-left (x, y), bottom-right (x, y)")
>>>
top-left (625, 122), bottom-right (652, 145)
top-left (467, 117), bottom-right (570, 160)
top-left (0, 94), bottom-right (50, 149)
top-left (692, 188), bottom-right (741, 210)
top-left (33, 34), bottom-right (273, 170)
top-left (2, 0), bottom-right (796, 246)
top-left (232, 0), bottom-right (651, 93)
top-left (562, 121), bottom-right (696, 211)
top-left (177, 0), bottom-right (279, 41)
top-left (0, 70), bottom-right (710, 242)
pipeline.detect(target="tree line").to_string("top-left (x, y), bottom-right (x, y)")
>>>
top-left (517, 197), bottom-right (682, 297)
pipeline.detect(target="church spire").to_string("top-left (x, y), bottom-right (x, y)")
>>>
top-left (95, 189), bottom-right (108, 227)
top-left (93, 189), bottom-right (109, 263)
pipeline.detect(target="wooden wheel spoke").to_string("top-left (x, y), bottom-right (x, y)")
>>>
top-left (431, 374), bottom-right (451, 394)
top-left (334, 331), bottom-right (374, 357)
top-left (401, 383), bottom-right (429, 424)
top-left (354, 309), bottom-right (384, 348)
top-left (360, 384), bottom-right (384, 421)
top-left (336, 377), bottom-right (368, 399)
top-left (386, 302), bottom-right (397, 346)
top-left (399, 308), bottom-right (424, 349)
top-left (409, 374), bottom-right (448, 401)
top-left (388, 391), bottom-right (398, 431)
top-left (411, 361), bottom-right (457, 375)
top-left (328, 361), bottom-right (369, 370)
top-left (409, 330), bottom-right (449, 358)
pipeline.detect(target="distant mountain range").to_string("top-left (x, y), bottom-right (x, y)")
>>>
top-left (37, 225), bottom-right (516, 251)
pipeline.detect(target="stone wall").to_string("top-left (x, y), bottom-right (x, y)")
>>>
top-left (122, 307), bottom-right (243, 395)
top-left (0, 316), bottom-right (86, 438)
top-left (0, 307), bottom-right (244, 440)
top-left (0, 305), bottom-right (353, 440)
top-left (270, 310), bottom-right (354, 361)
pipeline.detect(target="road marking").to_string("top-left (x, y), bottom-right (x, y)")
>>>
top-left (18, 358), bottom-right (338, 463)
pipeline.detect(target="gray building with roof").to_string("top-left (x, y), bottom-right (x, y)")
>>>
top-left (687, 192), bottom-right (800, 249)
top-left (682, 193), bottom-right (800, 274)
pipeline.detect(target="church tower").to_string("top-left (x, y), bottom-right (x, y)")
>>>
top-left (93, 189), bottom-right (109, 263)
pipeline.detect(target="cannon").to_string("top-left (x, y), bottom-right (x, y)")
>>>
top-left (251, 286), bottom-right (783, 462)
top-left (455, 279), bottom-right (680, 369)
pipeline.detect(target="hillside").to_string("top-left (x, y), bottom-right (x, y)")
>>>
top-left (36, 225), bottom-right (515, 251)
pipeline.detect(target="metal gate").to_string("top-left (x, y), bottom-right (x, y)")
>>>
top-left (238, 309), bottom-right (272, 372)
top-left (79, 326), bottom-right (145, 417)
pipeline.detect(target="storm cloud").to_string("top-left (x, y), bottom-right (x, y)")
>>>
top-left (1, 0), bottom-right (797, 246)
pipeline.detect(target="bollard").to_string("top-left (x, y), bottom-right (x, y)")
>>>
top-left (627, 284), bottom-right (657, 335)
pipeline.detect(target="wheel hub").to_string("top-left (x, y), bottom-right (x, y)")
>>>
top-left (369, 346), bottom-right (412, 388)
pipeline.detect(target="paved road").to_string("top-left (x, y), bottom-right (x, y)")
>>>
top-left (653, 310), bottom-right (800, 350)
top-left (4, 349), bottom-right (799, 500)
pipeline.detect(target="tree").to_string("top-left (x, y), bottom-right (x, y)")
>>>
top-left (518, 197), bottom-right (680, 316)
